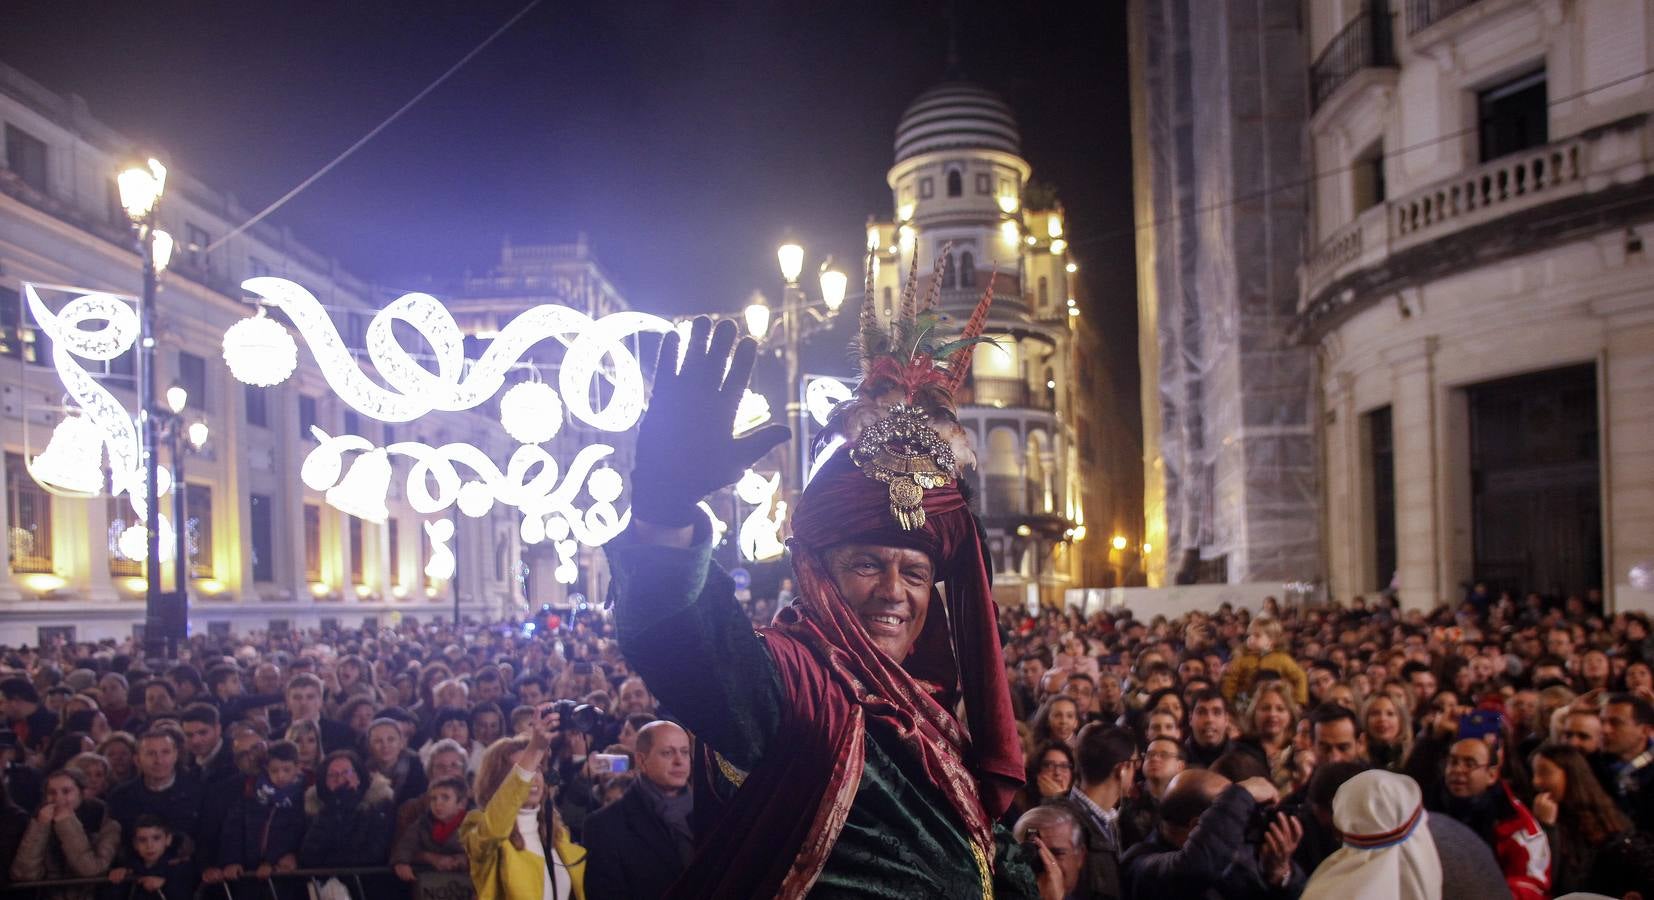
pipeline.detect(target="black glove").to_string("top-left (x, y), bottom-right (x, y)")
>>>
top-left (630, 316), bottom-right (790, 527)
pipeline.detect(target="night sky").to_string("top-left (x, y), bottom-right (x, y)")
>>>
top-left (3, 0), bottom-right (1137, 416)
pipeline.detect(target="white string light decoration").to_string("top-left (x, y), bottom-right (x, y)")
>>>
top-left (224, 277), bottom-right (673, 575)
top-left (735, 469), bottom-right (786, 562)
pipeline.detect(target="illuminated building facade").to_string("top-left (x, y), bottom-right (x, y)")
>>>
top-left (1130, 0), bottom-right (1654, 610)
top-left (865, 81), bottom-right (1139, 606)
top-left (0, 62), bottom-right (521, 643)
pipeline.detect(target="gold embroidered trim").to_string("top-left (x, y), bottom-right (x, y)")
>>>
top-left (970, 837), bottom-right (993, 899)
top-left (713, 750), bottom-right (748, 788)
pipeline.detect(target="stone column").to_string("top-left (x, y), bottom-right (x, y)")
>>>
top-left (1386, 338), bottom-right (1440, 610)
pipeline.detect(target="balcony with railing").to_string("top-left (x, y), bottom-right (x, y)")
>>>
top-left (968, 376), bottom-right (1056, 412)
top-left (1311, 5), bottom-right (1397, 111)
top-left (1298, 114), bottom-right (1653, 327)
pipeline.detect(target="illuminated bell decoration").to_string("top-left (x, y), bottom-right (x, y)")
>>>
top-left (116, 515), bottom-right (176, 563)
top-left (805, 376), bottom-right (853, 427)
top-left (222, 309), bottom-right (299, 387)
top-left (424, 519), bottom-right (456, 580)
top-left (324, 448), bottom-right (392, 524)
top-left (29, 415), bottom-right (107, 495)
top-left (499, 381), bottom-right (564, 445)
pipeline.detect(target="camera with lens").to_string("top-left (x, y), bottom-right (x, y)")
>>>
top-left (1244, 804), bottom-right (1278, 845)
top-left (549, 699), bottom-right (602, 733)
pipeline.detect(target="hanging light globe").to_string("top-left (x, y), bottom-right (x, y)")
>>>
top-left (498, 381), bottom-right (563, 445)
top-left (222, 308), bottom-right (299, 387)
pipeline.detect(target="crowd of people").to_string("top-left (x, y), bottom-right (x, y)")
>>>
top-left (0, 584), bottom-right (1651, 898)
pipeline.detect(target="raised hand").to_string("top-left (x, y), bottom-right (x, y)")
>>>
top-left (631, 317), bottom-right (790, 527)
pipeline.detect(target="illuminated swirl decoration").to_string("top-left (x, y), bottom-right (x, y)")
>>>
top-left (231, 277), bottom-right (673, 567)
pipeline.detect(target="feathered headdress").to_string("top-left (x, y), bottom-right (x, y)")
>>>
top-left (822, 243), bottom-right (998, 529)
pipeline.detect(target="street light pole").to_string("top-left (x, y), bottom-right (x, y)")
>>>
top-left (139, 221), bottom-right (163, 660)
top-left (781, 279), bottom-right (806, 502)
top-left (119, 158), bottom-right (168, 660)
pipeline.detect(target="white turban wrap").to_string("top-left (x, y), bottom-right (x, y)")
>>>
top-left (1302, 770), bottom-right (1442, 900)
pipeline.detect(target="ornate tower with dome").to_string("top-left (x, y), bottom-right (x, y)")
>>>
top-left (864, 79), bottom-right (1138, 607)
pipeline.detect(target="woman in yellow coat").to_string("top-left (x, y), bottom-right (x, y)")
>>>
top-left (463, 711), bottom-right (587, 900)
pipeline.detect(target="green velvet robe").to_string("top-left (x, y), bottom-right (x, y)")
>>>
top-left (607, 528), bottom-right (1039, 898)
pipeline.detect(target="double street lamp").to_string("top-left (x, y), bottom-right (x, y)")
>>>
top-left (743, 242), bottom-right (849, 501)
top-left (117, 158), bottom-right (181, 659)
top-left (162, 384), bottom-right (209, 626)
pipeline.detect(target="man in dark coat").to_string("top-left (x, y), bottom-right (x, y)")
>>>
top-left (582, 721), bottom-right (693, 899)
top-left (1120, 769), bottom-right (1305, 900)
top-left (107, 729), bottom-right (203, 844)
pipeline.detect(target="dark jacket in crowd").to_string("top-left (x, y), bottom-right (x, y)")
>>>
top-left (193, 770), bottom-right (250, 867)
top-left (111, 839), bottom-right (197, 900)
top-left (297, 773), bottom-right (395, 868)
top-left (218, 777), bottom-right (307, 868)
top-left (1184, 738), bottom-right (1231, 771)
top-left (582, 780), bottom-right (688, 900)
top-left (107, 775), bottom-right (203, 848)
top-left (1429, 812), bottom-right (1513, 900)
top-left (376, 750), bottom-right (428, 809)
top-left (1049, 793), bottom-right (1123, 900)
top-left (1119, 785), bottom-right (1305, 900)
top-left (191, 742), bottom-right (238, 787)
top-left (1116, 791), bottom-right (1157, 853)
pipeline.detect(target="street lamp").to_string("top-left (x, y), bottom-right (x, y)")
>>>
top-left (746, 242), bottom-right (848, 508)
top-left (118, 157), bottom-right (169, 659)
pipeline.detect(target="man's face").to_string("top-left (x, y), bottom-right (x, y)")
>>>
top-left (1561, 712), bottom-right (1602, 753)
top-left (638, 724), bottom-right (692, 792)
top-left (1146, 711), bottom-right (1181, 741)
top-left (826, 544), bottom-right (934, 662)
top-left (1190, 699), bottom-right (1228, 747)
top-left (99, 677), bottom-right (127, 709)
top-left (1142, 739), bottom-right (1185, 787)
top-left (369, 724), bottom-right (404, 765)
top-left (517, 682), bottom-right (545, 707)
top-left (286, 685), bottom-right (322, 721)
top-left (1097, 675), bottom-right (1122, 710)
top-left (1508, 691), bottom-right (1538, 729)
top-left (138, 736), bottom-right (177, 783)
top-left (1445, 739), bottom-right (1496, 798)
top-left (1582, 652), bottom-right (1610, 682)
top-left (1408, 671), bottom-right (1436, 706)
top-left (1177, 658), bottom-right (1206, 684)
top-left (1019, 659), bottom-right (1047, 692)
top-left (1602, 703), bottom-right (1651, 760)
top-left (1308, 668), bottom-right (1336, 701)
top-left (1546, 629), bottom-right (1573, 657)
top-left (1062, 678), bottom-right (1095, 716)
top-left (618, 678), bottom-right (655, 717)
top-left (1040, 824), bottom-right (1084, 894)
top-left (182, 720), bottom-right (219, 758)
top-left (215, 676), bottom-right (242, 700)
top-left (474, 678), bottom-right (502, 704)
top-left (1313, 719), bottom-right (1366, 764)
top-left (254, 665), bottom-right (282, 695)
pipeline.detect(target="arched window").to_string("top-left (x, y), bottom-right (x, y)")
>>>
top-left (946, 170), bottom-right (962, 197)
top-left (1038, 276), bottom-right (1049, 307)
top-left (941, 253), bottom-right (957, 289)
top-left (960, 252), bottom-right (976, 287)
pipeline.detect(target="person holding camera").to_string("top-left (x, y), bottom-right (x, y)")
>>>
top-left (462, 705), bottom-right (586, 900)
top-left (1119, 769), bottom-right (1305, 900)
top-left (581, 720), bottom-right (692, 899)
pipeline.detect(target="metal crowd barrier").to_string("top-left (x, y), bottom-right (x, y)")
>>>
top-left (0, 866), bottom-right (475, 900)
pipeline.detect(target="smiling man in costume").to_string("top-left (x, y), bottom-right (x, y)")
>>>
top-left (607, 260), bottom-right (1056, 899)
